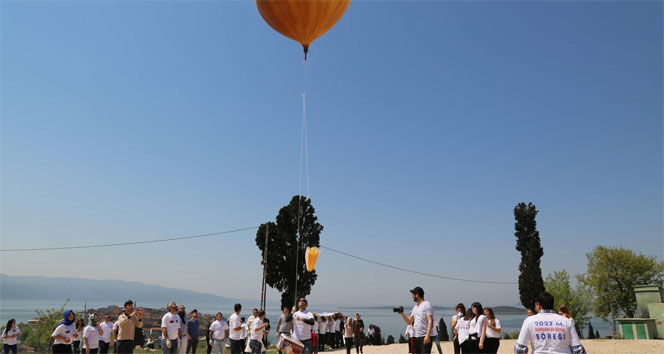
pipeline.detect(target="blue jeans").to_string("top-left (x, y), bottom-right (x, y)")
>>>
top-left (301, 339), bottom-right (312, 354)
top-left (162, 338), bottom-right (179, 354)
top-left (3, 344), bottom-right (17, 354)
top-left (432, 335), bottom-right (442, 354)
top-left (250, 339), bottom-right (262, 354)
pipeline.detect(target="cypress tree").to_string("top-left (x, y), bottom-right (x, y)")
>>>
top-left (438, 317), bottom-right (449, 341)
top-left (595, 330), bottom-right (600, 339)
top-left (588, 322), bottom-right (595, 339)
top-left (514, 202), bottom-right (545, 311)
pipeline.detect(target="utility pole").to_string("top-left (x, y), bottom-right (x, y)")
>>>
top-left (260, 224), bottom-right (269, 311)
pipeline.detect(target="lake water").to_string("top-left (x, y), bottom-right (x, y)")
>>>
top-left (0, 300), bottom-right (613, 339)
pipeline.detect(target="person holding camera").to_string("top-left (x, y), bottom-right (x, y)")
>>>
top-left (287, 297), bottom-right (316, 354)
top-left (397, 287), bottom-right (434, 354)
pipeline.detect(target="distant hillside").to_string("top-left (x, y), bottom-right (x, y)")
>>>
top-left (0, 274), bottom-right (244, 307)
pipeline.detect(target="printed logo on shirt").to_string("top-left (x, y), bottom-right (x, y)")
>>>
top-left (534, 321), bottom-right (566, 341)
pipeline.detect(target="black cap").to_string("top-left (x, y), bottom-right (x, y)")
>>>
top-left (410, 287), bottom-right (424, 298)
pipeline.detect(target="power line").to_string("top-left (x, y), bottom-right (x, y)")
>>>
top-left (320, 245), bottom-right (517, 285)
top-left (0, 227), bottom-right (516, 284)
top-left (0, 227), bottom-right (259, 252)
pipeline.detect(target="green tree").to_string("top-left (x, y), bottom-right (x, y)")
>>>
top-left (398, 334), bottom-right (407, 343)
top-left (256, 196), bottom-right (323, 309)
top-left (23, 300), bottom-right (70, 350)
top-left (587, 322), bottom-right (595, 339)
top-left (578, 245), bottom-right (664, 335)
top-left (371, 325), bottom-right (383, 345)
top-left (514, 202), bottom-right (545, 311)
top-left (386, 335), bottom-right (395, 345)
top-left (544, 269), bottom-right (592, 330)
top-left (595, 329), bottom-right (600, 339)
top-left (438, 317), bottom-right (449, 341)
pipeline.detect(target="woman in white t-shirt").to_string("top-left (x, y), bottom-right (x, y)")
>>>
top-left (483, 307), bottom-right (501, 354)
top-left (1, 319), bottom-right (21, 354)
top-left (344, 318), bottom-right (354, 354)
top-left (52, 310), bottom-right (77, 353)
top-left (450, 304), bottom-right (465, 354)
top-left (453, 309), bottom-right (472, 353)
top-left (73, 318), bottom-right (84, 354)
top-left (83, 314), bottom-right (103, 354)
top-left (468, 302), bottom-right (487, 353)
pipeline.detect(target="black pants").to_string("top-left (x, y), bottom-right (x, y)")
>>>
top-left (230, 338), bottom-right (243, 354)
top-left (483, 338), bottom-right (499, 354)
top-left (99, 341), bottom-right (110, 354)
top-left (469, 339), bottom-right (483, 353)
top-left (86, 349), bottom-right (99, 354)
top-left (453, 338), bottom-right (461, 354)
top-left (411, 337), bottom-right (432, 354)
top-left (116, 340), bottom-right (134, 353)
top-left (2, 345), bottom-right (17, 354)
top-left (187, 338), bottom-right (199, 354)
top-left (318, 333), bottom-right (325, 350)
top-left (344, 338), bottom-right (353, 354)
top-left (354, 336), bottom-right (362, 353)
top-left (460, 341), bottom-right (471, 354)
top-left (53, 344), bottom-right (73, 354)
top-left (73, 341), bottom-right (81, 354)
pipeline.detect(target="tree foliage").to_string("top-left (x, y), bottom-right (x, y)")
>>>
top-left (386, 335), bottom-right (395, 345)
top-left (370, 325), bottom-right (384, 345)
top-left (578, 245), bottom-right (664, 320)
top-left (544, 269), bottom-right (592, 330)
top-left (587, 322), bottom-right (595, 339)
top-left (438, 317), bottom-right (449, 341)
top-left (398, 334), bottom-right (407, 343)
top-left (256, 196), bottom-right (323, 309)
top-left (514, 202), bottom-right (545, 311)
top-left (23, 299), bottom-right (70, 350)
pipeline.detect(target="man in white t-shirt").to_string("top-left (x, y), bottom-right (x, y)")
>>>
top-left (515, 292), bottom-right (586, 354)
top-left (250, 310), bottom-right (269, 354)
top-left (228, 303), bottom-right (244, 354)
top-left (397, 286), bottom-right (433, 354)
top-left (287, 297), bottom-right (316, 354)
top-left (209, 312), bottom-right (229, 354)
top-left (161, 301), bottom-right (183, 354)
top-left (99, 314), bottom-right (114, 354)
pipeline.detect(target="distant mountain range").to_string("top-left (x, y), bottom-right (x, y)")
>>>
top-left (0, 274), bottom-right (247, 307)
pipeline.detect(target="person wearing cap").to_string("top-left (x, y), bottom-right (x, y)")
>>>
top-left (116, 300), bottom-right (143, 353)
top-left (397, 287), bottom-right (434, 354)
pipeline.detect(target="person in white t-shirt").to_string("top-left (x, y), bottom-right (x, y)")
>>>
top-left (515, 292), bottom-right (586, 354)
top-left (318, 317), bottom-right (327, 351)
top-left (483, 307), bottom-right (501, 354)
top-left (249, 310), bottom-right (269, 354)
top-left (83, 314), bottom-right (103, 354)
top-left (450, 303), bottom-right (466, 354)
top-left (287, 298), bottom-right (316, 354)
top-left (209, 313), bottom-right (229, 354)
top-left (98, 314), bottom-right (114, 354)
top-left (161, 301), bottom-right (183, 354)
top-left (228, 303), bottom-right (244, 354)
top-left (52, 310), bottom-right (77, 353)
top-left (468, 302), bottom-right (487, 353)
top-left (397, 287), bottom-right (434, 354)
top-left (73, 318), bottom-right (84, 354)
top-left (453, 310), bottom-right (472, 353)
top-left (1, 319), bottom-right (20, 354)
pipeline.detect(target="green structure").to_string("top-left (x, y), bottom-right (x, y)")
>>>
top-left (618, 285), bottom-right (664, 339)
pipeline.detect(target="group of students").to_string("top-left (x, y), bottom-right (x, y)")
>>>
top-left (47, 300), bottom-right (143, 354)
top-left (449, 302), bottom-right (501, 354)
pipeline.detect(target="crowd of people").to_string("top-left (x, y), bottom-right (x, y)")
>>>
top-left (397, 286), bottom-right (586, 354)
top-left (1, 288), bottom-right (588, 354)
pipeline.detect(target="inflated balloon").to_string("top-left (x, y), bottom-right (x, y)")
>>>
top-left (255, 0), bottom-right (351, 60)
top-left (305, 247), bottom-right (320, 272)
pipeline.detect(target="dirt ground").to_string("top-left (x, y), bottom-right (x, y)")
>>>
top-left (321, 339), bottom-right (664, 354)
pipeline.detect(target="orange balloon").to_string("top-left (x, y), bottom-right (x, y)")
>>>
top-left (255, 0), bottom-right (351, 59)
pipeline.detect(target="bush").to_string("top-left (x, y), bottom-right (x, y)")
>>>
top-left (370, 325), bottom-right (383, 345)
top-left (438, 317), bottom-right (449, 341)
top-left (398, 334), bottom-right (407, 343)
top-left (386, 335), bottom-right (395, 345)
top-left (503, 331), bottom-right (520, 340)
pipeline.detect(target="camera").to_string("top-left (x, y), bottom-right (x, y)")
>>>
top-left (393, 306), bottom-right (404, 313)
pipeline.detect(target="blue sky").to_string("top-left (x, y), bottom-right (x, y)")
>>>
top-left (1, 1), bottom-right (662, 307)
